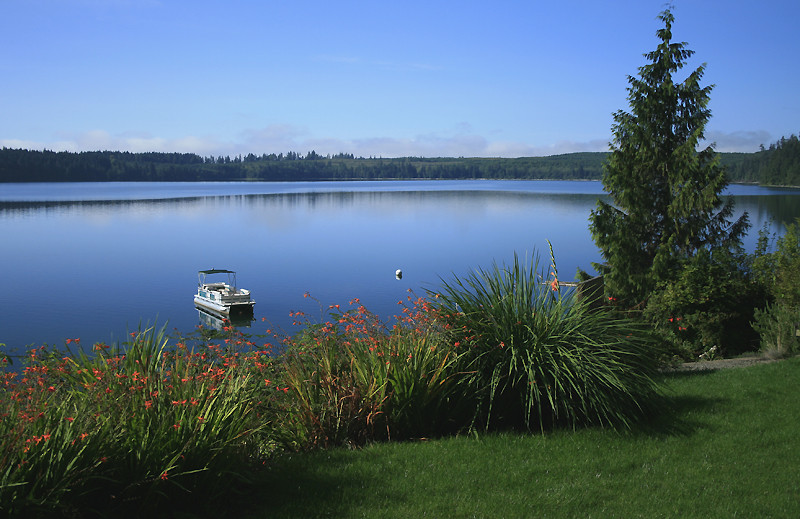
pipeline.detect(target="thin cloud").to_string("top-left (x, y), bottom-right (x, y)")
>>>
top-left (0, 130), bottom-right (605, 158)
top-left (0, 139), bottom-right (43, 150)
top-left (485, 139), bottom-right (610, 158)
top-left (705, 130), bottom-right (773, 153)
top-left (4, 130), bottom-right (222, 156)
top-left (2, 126), bottom-right (767, 159)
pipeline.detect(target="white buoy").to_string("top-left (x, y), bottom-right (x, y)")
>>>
top-left (395, 269), bottom-right (403, 279)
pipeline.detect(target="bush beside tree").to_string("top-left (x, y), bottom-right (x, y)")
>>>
top-left (643, 248), bottom-right (764, 360)
top-left (751, 219), bottom-right (800, 357)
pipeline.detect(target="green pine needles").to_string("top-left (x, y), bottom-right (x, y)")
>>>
top-left (590, 8), bottom-right (748, 307)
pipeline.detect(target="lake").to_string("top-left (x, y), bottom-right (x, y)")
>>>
top-left (1, 180), bottom-right (799, 357)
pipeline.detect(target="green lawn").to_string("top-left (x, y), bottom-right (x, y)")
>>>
top-left (246, 358), bottom-right (799, 518)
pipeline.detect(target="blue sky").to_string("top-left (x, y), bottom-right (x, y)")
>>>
top-left (1, 0), bottom-right (797, 158)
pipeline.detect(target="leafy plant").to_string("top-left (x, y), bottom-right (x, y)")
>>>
top-left (275, 295), bottom-right (468, 449)
top-left (752, 218), bottom-right (800, 307)
top-left (752, 303), bottom-right (800, 358)
top-left (750, 218), bottom-right (800, 357)
top-left (643, 247), bottom-right (764, 359)
top-left (0, 323), bottom-right (276, 517)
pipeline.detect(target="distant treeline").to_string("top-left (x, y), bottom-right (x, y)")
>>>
top-left (0, 149), bottom-right (609, 182)
top-left (722, 134), bottom-right (800, 186)
top-left (1, 135), bottom-right (798, 185)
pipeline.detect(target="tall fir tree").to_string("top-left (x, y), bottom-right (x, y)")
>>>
top-left (589, 8), bottom-right (749, 307)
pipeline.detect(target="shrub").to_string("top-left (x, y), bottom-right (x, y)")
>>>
top-left (750, 218), bottom-right (800, 359)
top-left (643, 248), bottom-right (764, 360)
top-left (752, 303), bottom-right (800, 358)
top-left (431, 250), bottom-right (663, 432)
top-left (752, 218), bottom-right (800, 308)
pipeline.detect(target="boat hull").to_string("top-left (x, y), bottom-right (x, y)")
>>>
top-left (193, 295), bottom-right (255, 316)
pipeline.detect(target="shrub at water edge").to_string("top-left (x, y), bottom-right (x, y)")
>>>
top-left (643, 247), bottom-right (764, 360)
top-left (751, 218), bottom-right (800, 357)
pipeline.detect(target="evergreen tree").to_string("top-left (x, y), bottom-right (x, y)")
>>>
top-left (589, 8), bottom-right (749, 306)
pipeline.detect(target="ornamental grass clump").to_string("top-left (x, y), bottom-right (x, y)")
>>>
top-left (0, 323), bottom-right (277, 518)
top-left (432, 249), bottom-right (664, 432)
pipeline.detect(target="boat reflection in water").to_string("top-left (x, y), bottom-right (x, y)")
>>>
top-left (195, 304), bottom-right (254, 331)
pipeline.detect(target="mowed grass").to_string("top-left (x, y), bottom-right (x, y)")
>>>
top-left (248, 358), bottom-right (799, 518)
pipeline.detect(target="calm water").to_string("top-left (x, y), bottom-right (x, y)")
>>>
top-left (1, 180), bottom-right (799, 356)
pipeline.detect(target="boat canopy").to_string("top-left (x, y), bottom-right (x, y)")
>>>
top-left (198, 269), bottom-right (239, 288)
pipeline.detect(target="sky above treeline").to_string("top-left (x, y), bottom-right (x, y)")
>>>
top-left (1, 0), bottom-right (798, 158)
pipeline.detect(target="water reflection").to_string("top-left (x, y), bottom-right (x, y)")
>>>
top-left (0, 197), bottom-right (206, 217)
top-left (735, 195), bottom-right (800, 228)
top-left (1, 190), bottom-right (586, 216)
top-left (4, 186), bottom-right (799, 232)
top-left (1, 181), bottom-right (799, 352)
top-left (195, 305), bottom-right (254, 331)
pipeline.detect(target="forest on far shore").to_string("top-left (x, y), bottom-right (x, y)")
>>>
top-left (1, 134), bottom-right (798, 185)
